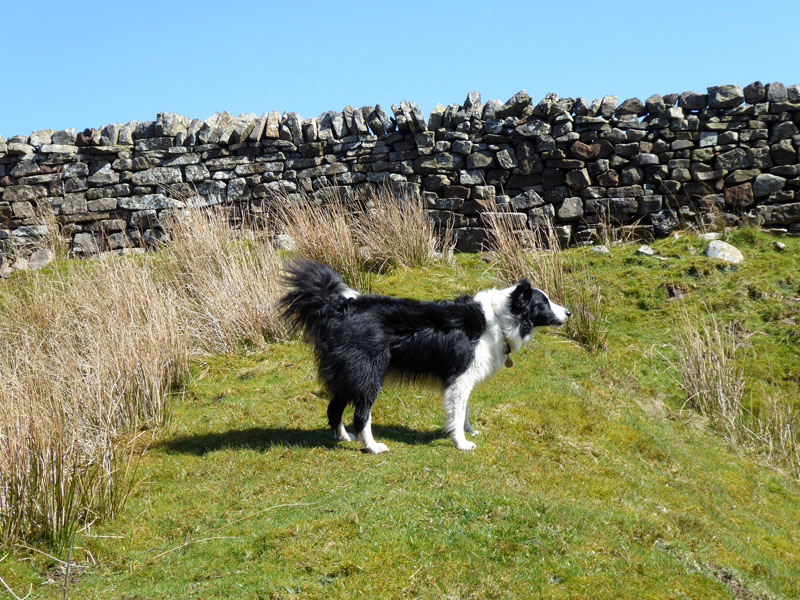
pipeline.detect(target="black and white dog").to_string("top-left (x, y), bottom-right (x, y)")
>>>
top-left (279, 260), bottom-right (570, 454)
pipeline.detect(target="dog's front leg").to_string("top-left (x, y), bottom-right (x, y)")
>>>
top-left (443, 379), bottom-right (476, 451)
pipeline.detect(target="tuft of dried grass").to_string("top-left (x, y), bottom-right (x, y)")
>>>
top-left (0, 205), bottom-right (288, 546)
top-left (673, 309), bottom-right (799, 476)
top-left (0, 259), bottom-right (189, 545)
top-left (158, 207), bottom-right (288, 351)
top-left (272, 184), bottom-right (452, 291)
top-left (746, 395), bottom-right (800, 477)
top-left (357, 183), bottom-right (454, 271)
top-left (272, 190), bottom-right (367, 291)
top-left (674, 309), bottom-right (745, 441)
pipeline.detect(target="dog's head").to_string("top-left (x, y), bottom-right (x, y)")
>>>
top-left (506, 279), bottom-right (570, 350)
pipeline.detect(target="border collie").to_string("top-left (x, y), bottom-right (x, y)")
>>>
top-left (279, 260), bottom-right (570, 453)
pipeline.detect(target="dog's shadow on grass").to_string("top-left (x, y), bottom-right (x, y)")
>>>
top-left (160, 425), bottom-right (443, 455)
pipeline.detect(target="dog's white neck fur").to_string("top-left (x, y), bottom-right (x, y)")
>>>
top-left (474, 285), bottom-right (568, 356)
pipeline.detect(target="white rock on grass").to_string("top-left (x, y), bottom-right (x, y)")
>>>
top-left (637, 244), bottom-right (655, 256)
top-left (705, 240), bottom-right (743, 263)
top-left (591, 244), bottom-right (610, 255)
top-left (698, 232), bottom-right (722, 241)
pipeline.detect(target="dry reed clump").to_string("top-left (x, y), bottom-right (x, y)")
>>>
top-left (0, 206), bottom-right (288, 546)
top-left (746, 395), bottom-right (800, 477)
top-left (272, 190), bottom-right (366, 291)
top-left (356, 183), bottom-right (454, 271)
top-left (674, 309), bottom-right (745, 441)
top-left (272, 184), bottom-right (453, 291)
top-left (673, 310), bottom-right (799, 476)
top-left (158, 207), bottom-right (288, 352)
top-left (486, 216), bottom-right (607, 352)
top-left (0, 259), bottom-right (189, 545)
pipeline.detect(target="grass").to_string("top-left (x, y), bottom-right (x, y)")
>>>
top-left (1, 225), bottom-right (799, 598)
top-left (0, 207), bottom-right (286, 548)
top-left (273, 184), bottom-right (453, 292)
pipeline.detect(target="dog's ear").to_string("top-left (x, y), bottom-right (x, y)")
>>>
top-left (511, 278), bottom-right (533, 305)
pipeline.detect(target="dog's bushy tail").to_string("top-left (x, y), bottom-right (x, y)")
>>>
top-left (279, 259), bottom-right (352, 339)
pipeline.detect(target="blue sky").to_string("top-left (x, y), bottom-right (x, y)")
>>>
top-left (3, 0), bottom-right (799, 139)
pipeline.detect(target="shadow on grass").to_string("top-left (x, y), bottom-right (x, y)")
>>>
top-left (160, 425), bottom-right (443, 455)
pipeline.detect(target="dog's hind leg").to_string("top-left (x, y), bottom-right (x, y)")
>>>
top-left (443, 377), bottom-right (477, 451)
top-left (328, 396), bottom-right (356, 441)
top-left (464, 403), bottom-right (480, 436)
top-left (340, 354), bottom-right (389, 454)
top-left (354, 412), bottom-right (387, 454)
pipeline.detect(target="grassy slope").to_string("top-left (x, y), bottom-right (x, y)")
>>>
top-left (3, 230), bottom-right (799, 599)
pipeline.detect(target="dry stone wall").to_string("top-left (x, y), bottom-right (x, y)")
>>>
top-left (2, 80), bottom-right (800, 259)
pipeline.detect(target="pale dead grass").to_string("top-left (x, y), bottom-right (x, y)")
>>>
top-left (0, 206), bottom-right (286, 546)
top-left (674, 308), bottom-right (799, 476)
top-left (159, 208), bottom-right (288, 352)
top-left (357, 183), bottom-right (454, 271)
top-left (272, 190), bottom-right (366, 291)
top-left (273, 184), bottom-right (452, 291)
top-left (0, 259), bottom-right (188, 545)
top-left (674, 309), bottom-right (745, 441)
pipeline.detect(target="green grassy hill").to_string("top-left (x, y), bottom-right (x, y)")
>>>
top-left (2, 229), bottom-right (799, 599)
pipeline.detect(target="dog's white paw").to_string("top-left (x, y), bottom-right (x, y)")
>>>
top-left (467, 429), bottom-right (481, 436)
top-left (362, 443), bottom-right (389, 454)
top-left (335, 424), bottom-right (357, 442)
top-left (454, 439), bottom-right (476, 451)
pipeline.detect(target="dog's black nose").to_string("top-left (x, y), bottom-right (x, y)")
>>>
top-left (565, 309), bottom-right (572, 317)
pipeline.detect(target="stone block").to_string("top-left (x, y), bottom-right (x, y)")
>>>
top-left (744, 81), bottom-right (766, 104)
top-left (87, 198), bottom-right (117, 212)
top-left (714, 148), bottom-right (750, 171)
top-left (453, 227), bottom-right (488, 252)
top-left (495, 90), bottom-right (531, 119)
top-left (565, 168), bottom-right (591, 189)
top-left (459, 170), bottom-right (484, 186)
top-left (481, 212), bottom-right (527, 229)
top-left (615, 97), bottom-right (646, 116)
top-left (678, 91), bottom-right (707, 110)
top-left (557, 197), bottom-right (584, 221)
top-left (72, 232), bottom-right (101, 255)
top-left (766, 82), bottom-right (787, 103)
top-left (118, 194), bottom-right (184, 210)
top-left (495, 148), bottom-right (517, 169)
top-left (467, 151), bottom-right (494, 169)
top-left (637, 195), bottom-right (662, 215)
top-left (131, 167), bottom-right (183, 186)
top-left (753, 174), bottom-right (785, 197)
top-left (415, 153), bottom-right (464, 174)
top-left (87, 163), bottom-right (119, 185)
top-left (185, 164), bottom-right (210, 182)
top-left (757, 202), bottom-right (800, 225)
top-left (770, 140), bottom-right (796, 166)
top-left (62, 193), bottom-right (88, 214)
top-left (725, 183), bottom-right (754, 209)
top-left (631, 153), bottom-right (659, 166)
top-left (707, 85), bottom-right (744, 109)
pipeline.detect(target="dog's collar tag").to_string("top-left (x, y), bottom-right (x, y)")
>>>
top-left (502, 334), bottom-right (513, 367)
